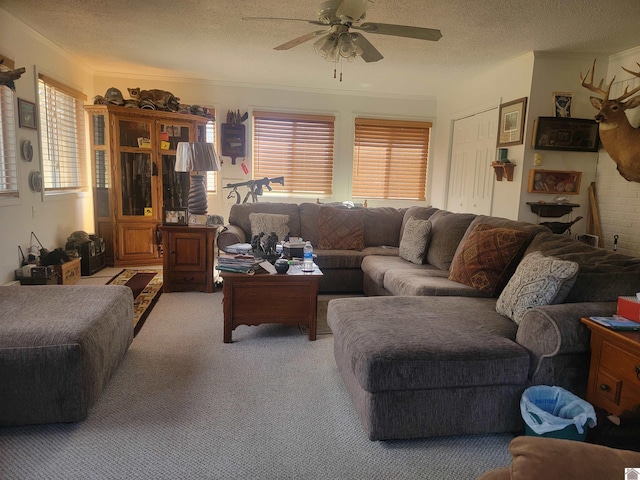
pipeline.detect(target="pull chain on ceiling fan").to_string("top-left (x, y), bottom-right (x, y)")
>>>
top-left (243, 0), bottom-right (442, 79)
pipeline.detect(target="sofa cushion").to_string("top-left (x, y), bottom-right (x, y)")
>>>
top-left (364, 207), bottom-right (406, 247)
top-left (318, 206), bottom-right (366, 250)
top-left (496, 251), bottom-right (579, 324)
top-left (525, 231), bottom-right (640, 302)
top-left (399, 217), bottom-right (432, 264)
top-left (426, 210), bottom-right (477, 271)
top-left (229, 202), bottom-right (301, 239)
top-left (400, 206), bottom-right (440, 239)
top-left (384, 269), bottom-right (488, 297)
top-left (249, 213), bottom-right (290, 241)
top-left (327, 296), bottom-right (528, 392)
top-left (448, 224), bottom-right (530, 296)
top-left (361, 255), bottom-right (443, 288)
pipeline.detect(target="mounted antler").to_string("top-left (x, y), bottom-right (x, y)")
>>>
top-left (580, 58), bottom-right (614, 100)
top-left (581, 58), bottom-right (640, 183)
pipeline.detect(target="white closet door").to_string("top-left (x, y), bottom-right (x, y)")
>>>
top-left (447, 109), bottom-right (498, 215)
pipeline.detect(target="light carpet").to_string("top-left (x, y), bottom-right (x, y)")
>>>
top-left (0, 290), bottom-right (513, 480)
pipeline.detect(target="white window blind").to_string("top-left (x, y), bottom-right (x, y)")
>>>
top-left (205, 116), bottom-right (217, 192)
top-left (253, 111), bottom-right (335, 196)
top-left (0, 56), bottom-right (18, 197)
top-left (38, 74), bottom-right (87, 191)
top-left (352, 118), bottom-right (431, 201)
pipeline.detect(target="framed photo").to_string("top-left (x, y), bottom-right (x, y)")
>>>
top-left (188, 213), bottom-right (208, 225)
top-left (162, 207), bottom-right (188, 225)
top-left (533, 117), bottom-right (599, 152)
top-left (527, 169), bottom-right (582, 195)
top-left (18, 98), bottom-right (37, 130)
top-left (497, 97), bottom-right (527, 147)
top-left (553, 92), bottom-right (573, 118)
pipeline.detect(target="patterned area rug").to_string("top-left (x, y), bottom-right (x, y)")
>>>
top-left (107, 269), bottom-right (163, 336)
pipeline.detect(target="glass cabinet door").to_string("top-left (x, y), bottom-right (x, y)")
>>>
top-left (91, 113), bottom-right (110, 218)
top-left (118, 118), bottom-right (155, 218)
top-left (120, 152), bottom-right (152, 216)
top-left (159, 123), bottom-right (191, 209)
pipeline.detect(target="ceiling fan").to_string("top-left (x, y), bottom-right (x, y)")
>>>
top-left (243, 0), bottom-right (442, 64)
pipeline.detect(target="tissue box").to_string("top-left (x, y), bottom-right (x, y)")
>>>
top-left (617, 296), bottom-right (640, 321)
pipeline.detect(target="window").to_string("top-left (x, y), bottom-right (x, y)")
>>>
top-left (205, 116), bottom-right (217, 193)
top-left (352, 118), bottom-right (431, 201)
top-left (38, 74), bottom-right (87, 192)
top-left (253, 111), bottom-right (334, 196)
top-left (0, 56), bottom-right (18, 198)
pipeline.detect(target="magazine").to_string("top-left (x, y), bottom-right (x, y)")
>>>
top-left (589, 315), bottom-right (640, 331)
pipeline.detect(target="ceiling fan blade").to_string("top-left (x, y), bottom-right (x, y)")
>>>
top-left (242, 16), bottom-right (327, 26)
top-left (274, 30), bottom-right (327, 51)
top-left (354, 22), bottom-right (443, 41)
top-left (335, 0), bottom-right (374, 23)
top-left (351, 33), bottom-right (383, 63)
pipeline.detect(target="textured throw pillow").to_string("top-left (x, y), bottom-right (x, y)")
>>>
top-left (317, 206), bottom-right (365, 250)
top-left (496, 251), bottom-right (579, 324)
top-left (448, 224), bottom-right (531, 296)
top-left (249, 213), bottom-right (290, 241)
top-left (399, 217), bottom-right (432, 265)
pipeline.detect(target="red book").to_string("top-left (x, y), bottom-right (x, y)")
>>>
top-left (617, 296), bottom-right (640, 322)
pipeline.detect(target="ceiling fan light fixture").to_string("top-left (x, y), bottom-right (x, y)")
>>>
top-left (314, 33), bottom-right (340, 62)
top-left (337, 32), bottom-right (359, 59)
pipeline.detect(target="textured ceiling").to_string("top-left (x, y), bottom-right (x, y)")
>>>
top-left (1, 0), bottom-right (640, 97)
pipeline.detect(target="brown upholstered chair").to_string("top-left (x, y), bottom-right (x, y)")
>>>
top-left (478, 436), bottom-right (640, 480)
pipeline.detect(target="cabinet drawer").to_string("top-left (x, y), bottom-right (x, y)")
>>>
top-left (594, 369), bottom-right (622, 406)
top-left (601, 340), bottom-right (640, 385)
top-left (169, 273), bottom-right (208, 286)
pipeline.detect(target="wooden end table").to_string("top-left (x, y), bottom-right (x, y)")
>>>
top-left (581, 317), bottom-right (640, 415)
top-left (220, 263), bottom-right (323, 343)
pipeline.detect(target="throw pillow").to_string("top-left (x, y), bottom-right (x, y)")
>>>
top-left (496, 251), bottom-right (579, 324)
top-left (317, 206), bottom-right (365, 250)
top-left (448, 224), bottom-right (531, 296)
top-left (249, 213), bottom-right (290, 241)
top-left (399, 217), bottom-right (432, 265)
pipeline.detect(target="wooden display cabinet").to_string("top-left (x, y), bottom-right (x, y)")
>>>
top-left (85, 105), bottom-right (209, 267)
top-left (159, 225), bottom-right (218, 293)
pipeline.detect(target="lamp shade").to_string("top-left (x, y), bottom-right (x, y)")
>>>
top-left (175, 142), bottom-right (221, 172)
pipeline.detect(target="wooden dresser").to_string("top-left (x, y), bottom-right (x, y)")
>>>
top-left (581, 317), bottom-right (640, 415)
top-left (159, 225), bottom-right (217, 293)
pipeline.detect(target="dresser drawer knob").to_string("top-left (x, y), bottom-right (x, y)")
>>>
top-left (600, 384), bottom-right (610, 391)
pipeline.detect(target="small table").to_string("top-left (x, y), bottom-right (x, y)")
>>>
top-left (220, 263), bottom-right (323, 343)
top-left (581, 317), bottom-right (640, 415)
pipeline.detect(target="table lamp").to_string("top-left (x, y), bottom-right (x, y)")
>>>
top-left (175, 142), bottom-right (221, 215)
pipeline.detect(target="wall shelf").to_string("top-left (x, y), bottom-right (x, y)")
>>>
top-left (491, 162), bottom-right (515, 181)
top-left (526, 202), bottom-right (580, 218)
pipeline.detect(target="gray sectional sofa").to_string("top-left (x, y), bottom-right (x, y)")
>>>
top-left (218, 202), bottom-right (640, 440)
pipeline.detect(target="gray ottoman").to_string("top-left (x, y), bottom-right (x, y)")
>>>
top-left (327, 296), bottom-right (530, 440)
top-left (0, 285), bottom-right (134, 426)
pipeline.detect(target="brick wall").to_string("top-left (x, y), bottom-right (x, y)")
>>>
top-left (594, 76), bottom-right (640, 256)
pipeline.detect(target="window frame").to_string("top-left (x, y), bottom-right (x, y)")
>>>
top-left (37, 73), bottom-right (88, 195)
top-left (0, 54), bottom-right (19, 204)
top-left (352, 117), bottom-right (431, 201)
top-left (252, 110), bottom-right (335, 198)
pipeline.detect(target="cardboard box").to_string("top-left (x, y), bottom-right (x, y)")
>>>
top-left (617, 295), bottom-right (640, 322)
top-left (52, 258), bottom-right (81, 285)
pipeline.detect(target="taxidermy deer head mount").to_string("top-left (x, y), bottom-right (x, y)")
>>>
top-left (581, 58), bottom-right (640, 182)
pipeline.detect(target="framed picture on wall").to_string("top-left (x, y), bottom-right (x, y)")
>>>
top-left (552, 92), bottom-right (573, 117)
top-left (497, 97), bottom-right (527, 147)
top-left (533, 117), bottom-right (599, 152)
top-left (527, 169), bottom-right (582, 195)
top-left (18, 98), bottom-right (37, 130)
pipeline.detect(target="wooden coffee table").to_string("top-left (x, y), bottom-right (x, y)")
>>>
top-left (220, 263), bottom-right (323, 343)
